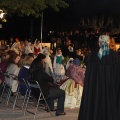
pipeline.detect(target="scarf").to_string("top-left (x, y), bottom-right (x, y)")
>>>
top-left (98, 35), bottom-right (110, 59)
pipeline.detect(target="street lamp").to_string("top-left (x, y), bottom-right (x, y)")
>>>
top-left (0, 9), bottom-right (7, 19)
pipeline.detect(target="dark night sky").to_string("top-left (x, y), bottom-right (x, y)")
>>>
top-left (68, 0), bottom-right (120, 15)
top-left (44, 0), bottom-right (120, 27)
top-left (43, 0), bottom-right (120, 32)
top-left (1, 0), bottom-right (120, 41)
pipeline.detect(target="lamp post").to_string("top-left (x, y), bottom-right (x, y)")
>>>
top-left (0, 9), bottom-right (7, 29)
top-left (40, 12), bottom-right (43, 43)
top-left (0, 9), bottom-right (7, 19)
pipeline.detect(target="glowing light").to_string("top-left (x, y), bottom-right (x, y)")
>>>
top-left (0, 9), bottom-right (7, 19)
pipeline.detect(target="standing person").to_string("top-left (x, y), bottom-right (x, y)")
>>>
top-left (73, 29), bottom-right (81, 50)
top-left (78, 35), bottom-right (120, 120)
top-left (29, 53), bottom-right (66, 116)
top-left (42, 46), bottom-right (53, 76)
top-left (0, 40), bottom-right (8, 52)
top-left (109, 37), bottom-right (116, 51)
top-left (50, 31), bottom-right (56, 50)
top-left (33, 39), bottom-right (42, 56)
top-left (8, 37), bottom-right (14, 48)
top-left (24, 40), bottom-right (33, 55)
top-left (53, 48), bottom-right (65, 82)
top-left (11, 38), bottom-right (21, 54)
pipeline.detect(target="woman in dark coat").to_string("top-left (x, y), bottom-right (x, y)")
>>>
top-left (78, 35), bottom-right (120, 120)
top-left (29, 53), bottom-right (66, 116)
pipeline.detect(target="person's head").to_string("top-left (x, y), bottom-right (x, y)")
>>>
top-left (36, 53), bottom-right (46, 63)
top-left (28, 53), bottom-right (34, 59)
top-left (98, 35), bottom-right (110, 46)
top-left (15, 38), bottom-right (19, 42)
top-left (56, 48), bottom-right (62, 55)
top-left (73, 58), bottom-right (80, 66)
top-left (43, 46), bottom-right (50, 55)
top-left (10, 37), bottom-right (13, 42)
top-left (23, 56), bottom-right (34, 66)
top-left (1, 40), bottom-right (5, 45)
top-left (118, 48), bottom-right (120, 51)
top-left (18, 53), bottom-right (27, 67)
top-left (7, 53), bottom-right (20, 67)
top-left (29, 53), bottom-right (46, 75)
top-left (35, 40), bottom-right (41, 45)
top-left (1, 53), bottom-right (8, 62)
top-left (21, 53), bottom-right (27, 59)
top-left (7, 50), bottom-right (16, 58)
top-left (76, 49), bottom-right (82, 55)
top-left (24, 40), bottom-right (29, 46)
top-left (98, 35), bottom-right (110, 59)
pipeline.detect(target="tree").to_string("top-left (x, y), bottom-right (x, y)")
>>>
top-left (0, 0), bottom-right (69, 41)
top-left (0, 0), bottom-right (69, 17)
top-left (79, 16), bottom-right (113, 32)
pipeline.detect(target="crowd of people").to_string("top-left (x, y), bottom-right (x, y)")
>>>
top-left (0, 36), bottom-right (86, 116)
top-left (0, 30), bottom-right (120, 119)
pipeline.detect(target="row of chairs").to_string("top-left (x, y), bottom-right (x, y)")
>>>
top-left (0, 69), bottom-right (52, 120)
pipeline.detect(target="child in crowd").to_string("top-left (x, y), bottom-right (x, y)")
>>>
top-left (53, 48), bottom-right (65, 83)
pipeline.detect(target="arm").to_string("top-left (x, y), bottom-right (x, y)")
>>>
top-left (42, 71), bottom-right (54, 83)
top-left (39, 43), bottom-right (42, 52)
top-left (53, 56), bottom-right (56, 69)
top-left (35, 70), bottom-right (54, 83)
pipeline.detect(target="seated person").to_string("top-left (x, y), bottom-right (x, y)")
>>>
top-left (60, 58), bottom-right (85, 109)
top-left (75, 49), bottom-right (84, 64)
top-left (29, 53), bottom-right (66, 116)
top-left (18, 56), bottom-right (34, 95)
top-left (0, 53), bottom-right (8, 95)
top-left (66, 58), bottom-right (85, 86)
top-left (18, 53), bottom-right (27, 68)
top-left (66, 58), bottom-right (74, 70)
top-left (5, 53), bottom-right (20, 95)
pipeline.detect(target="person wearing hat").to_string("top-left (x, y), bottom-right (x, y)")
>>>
top-left (66, 58), bottom-right (85, 86)
top-left (78, 34), bottom-right (120, 120)
top-left (60, 58), bottom-right (85, 109)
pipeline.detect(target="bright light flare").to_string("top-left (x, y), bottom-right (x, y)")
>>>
top-left (0, 9), bottom-right (7, 19)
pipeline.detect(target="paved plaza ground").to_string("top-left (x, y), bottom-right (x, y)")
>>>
top-left (0, 96), bottom-right (79, 120)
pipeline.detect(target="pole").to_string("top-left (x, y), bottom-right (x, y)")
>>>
top-left (40, 12), bottom-right (43, 43)
top-left (30, 19), bottom-right (33, 43)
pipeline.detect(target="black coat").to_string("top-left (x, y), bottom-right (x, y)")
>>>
top-left (78, 49), bottom-right (120, 120)
top-left (32, 69), bottom-right (54, 98)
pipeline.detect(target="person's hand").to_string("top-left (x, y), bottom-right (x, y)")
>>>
top-left (80, 82), bottom-right (84, 87)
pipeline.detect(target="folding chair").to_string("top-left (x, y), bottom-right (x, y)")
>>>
top-left (0, 69), bottom-right (5, 102)
top-left (0, 72), bottom-right (12, 104)
top-left (13, 78), bottom-right (30, 112)
top-left (24, 80), bottom-right (52, 120)
top-left (0, 72), bottom-right (18, 105)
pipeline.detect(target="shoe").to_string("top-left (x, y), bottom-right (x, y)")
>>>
top-left (13, 92), bottom-right (18, 96)
top-left (56, 112), bottom-right (66, 116)
top-left (11, 92), bottom-right (18, 96)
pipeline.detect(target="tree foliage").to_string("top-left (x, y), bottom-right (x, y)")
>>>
top-left (0, 0), bottom-right (69, 17)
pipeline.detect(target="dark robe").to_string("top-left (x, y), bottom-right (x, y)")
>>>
top-left (78, 49), bottom-right (120, 120)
